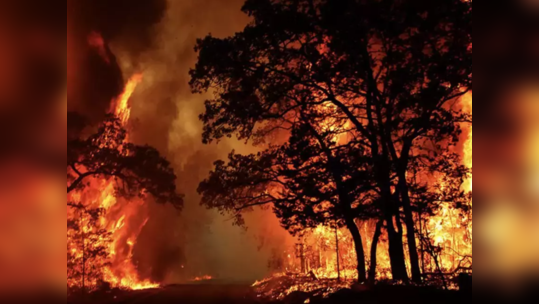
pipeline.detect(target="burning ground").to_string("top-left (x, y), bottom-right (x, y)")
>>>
top-left (66, 0), bottom-right (472, 303)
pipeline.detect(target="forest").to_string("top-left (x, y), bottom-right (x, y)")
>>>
top-left (65, 0), bottom-right (472, 303)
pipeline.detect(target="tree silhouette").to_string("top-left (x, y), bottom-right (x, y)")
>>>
top-left (67, 204), bottom-right (112, 293)
top-left (191, 0), bottom-right (471, 283)
top-left (67, 114), bottom-right (183, 209)
top-left (199, 123), bottom-right (377, 281)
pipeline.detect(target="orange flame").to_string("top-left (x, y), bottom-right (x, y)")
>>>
top-left (67, 75), bottom-right (159, 291)
top-left (113, 74), bottom-right (143, 126)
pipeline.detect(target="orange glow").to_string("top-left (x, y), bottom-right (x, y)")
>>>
top-left (422, 93), bottom-right (472, 282)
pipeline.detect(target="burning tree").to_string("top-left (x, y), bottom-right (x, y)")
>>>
top-left (67, 108), bottom-right (183, 291)
top-left (68, 114), bottom-right (182, 207)
top-left (192, 0), bottom-right (472, 284)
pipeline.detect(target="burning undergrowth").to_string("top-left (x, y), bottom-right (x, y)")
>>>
top-left (253, 273), bottom-right (353, 301)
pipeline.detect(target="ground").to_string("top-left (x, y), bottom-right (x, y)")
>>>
top-left (64, 283), bottom-right (469, 304)
top-left (97, 285), bottom-right (257, 304)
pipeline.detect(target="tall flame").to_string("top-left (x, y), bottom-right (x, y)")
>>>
top-left (102, 74), bottom-right (158, 290)
top-left (67, 75), bottom-right (159, 291)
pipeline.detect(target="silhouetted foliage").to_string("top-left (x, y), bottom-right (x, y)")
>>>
top-left (198, 121), bottom-right (376, 281)
top-left (192, 0), bottom-right (471, 283)
top-left (67, 114), bottom-right (183, 209)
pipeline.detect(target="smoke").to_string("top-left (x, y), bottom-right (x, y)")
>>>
top-left (70, 0), bottom-right (295, 284)
top-left (74, 0), bottom-right (167, 58)
top-left (122, 0), bottom-right (295, 283)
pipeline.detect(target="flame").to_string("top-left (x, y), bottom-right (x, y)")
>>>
top-left (113, 74), bottom-right (143, 126)
top-left (67, 75), bottom-right (159, 291)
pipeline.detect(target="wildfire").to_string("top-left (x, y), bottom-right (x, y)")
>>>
top-left (256, 94), bottom-right (473, 299)
top-left (67, 75), bottom-right (159, 291)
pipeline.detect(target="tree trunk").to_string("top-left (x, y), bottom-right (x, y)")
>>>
top-left (335, 226), bottom-right (341, 282)
top-left (398, 174), bottom-right (422, 283)
top-left (299, 243), bottom-right (306, 274)
top-left (386, 216), bottom-right (408, 281)
top-left (369, 220), bottom-right (384, 282)
top-left (80, 208), bottom-right (86, 293)
top-left (379, 178), bottom-right (409, 282)
top-left (344, 216), bottom-right (367, 282)
top-left (304, 118), bottom-right (368, 283)
top-left (372, 131), bottom-right (409, 283)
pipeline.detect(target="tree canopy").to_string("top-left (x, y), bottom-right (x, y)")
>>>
top-left (192, 0), bottom-right (472, 283)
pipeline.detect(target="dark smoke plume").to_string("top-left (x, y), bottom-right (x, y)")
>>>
top-left (74, 0), bottom-right (167, 57)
